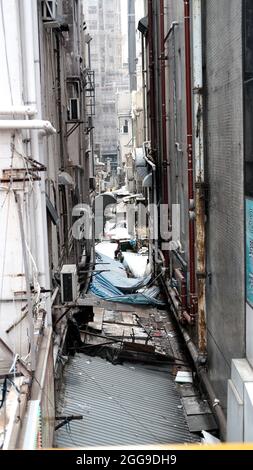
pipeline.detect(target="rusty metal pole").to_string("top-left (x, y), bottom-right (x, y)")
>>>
top-left (192, 0), bottom-right (207, 354)
top-left (160, 0), bottom-right (169, 267)
top-left (184, 0), bottom-right (197, 318)
top-left (148, 0), bottom-right (156, 148)
top-left (148, 0), bottom-right (160, 274)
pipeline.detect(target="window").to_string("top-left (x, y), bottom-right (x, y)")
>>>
top-left (88, 6), bottom-right (97, 15)
top-left (88, 20), bottom-right (98, 30)
top-left (123, 120), bottom-right (128, 134)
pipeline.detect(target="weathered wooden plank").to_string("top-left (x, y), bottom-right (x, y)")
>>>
top-left (77, 295), bottom-right (153, 313)
top-left (103, 310), bottom-right (137, 326)
top-left (103, 323), bottom-right (147, 339)
top-left (87, 307), bottom-right (104, 331)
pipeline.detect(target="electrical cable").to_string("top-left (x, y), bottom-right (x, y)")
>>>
top-left (0, 379), bottom-right (7, 410)
top-left (0, 0), bottom-right (14, 106)
top-left (0, 192), bottom-right (11, 320)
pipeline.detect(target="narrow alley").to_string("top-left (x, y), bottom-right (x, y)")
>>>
top-left (54, 231), bottom-right (216, 447)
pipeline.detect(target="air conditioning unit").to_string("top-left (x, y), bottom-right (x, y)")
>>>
top-left (69, 98), bottom-right (80, 121)
top-left (60, 265), bottom-right (78, 303)
top-left (41, 0), bottom-right (57, 21)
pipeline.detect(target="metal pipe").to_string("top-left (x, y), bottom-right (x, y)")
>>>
top-left (21, 0), bottom-right (43, 297)
top-left (31, 0), bottom-right (52, 326)
top-left (148, 0), bottom-right (156, 148)
top-left (181, 281), bottom-right (187, 311)
top-left (160, 0), bottom-right (169, 267)
top-left (0, 106), bottom-right (37, 116)
top-left (181, 310), bottom-right (194, 324)
top-left (198, 367), bottom-right (227, 440)
top-left (15, 192), bottom-right (35, 371)
top-left (171, 249), bottom-right (188, 270)
top-left (143, 146), bottom-right (159, 265)
top-left (184, 0), bottom-right (196, 316)
top-left (175, 268), bottom-right (187, 310)
top-left (0, 338), bottom-right (32, 378)
top-left (152, 1), bottom-right (162, 274)
top-left (0, 119), bottom-right (56, 133)
top-left (141, 34), bottom-right (148, 142)
top-left (164, 281), bottom-right (227, 440)
top-left (192, 0), bottom-right (207, 353)
top-left (164, 21), bottom-right (179, 44)
top-left (56, 34), bottom-right (65, 170)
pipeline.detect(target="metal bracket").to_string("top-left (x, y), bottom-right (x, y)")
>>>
top-left (66, 121), bottom-right (83, 138)
top-left (55, 415), bottom-right (83, 431)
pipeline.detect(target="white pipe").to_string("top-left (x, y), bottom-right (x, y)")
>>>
top-left (21, 0), bottom-right (52, 329)
top-left (0, 119), bottom-right (56, 133)
top-left (32, 0), bottom-right (52, 326)
top-left (192, 0), bottom-right (204, 183)
top-left (142, 142), bottom-right (159, 270)
top-left (0, 106), bottom-right (37, 116)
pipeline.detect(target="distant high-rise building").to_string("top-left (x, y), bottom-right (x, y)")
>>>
top-left (83, 0), bottom-right (129, 166)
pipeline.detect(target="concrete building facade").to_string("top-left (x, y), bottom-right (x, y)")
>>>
top-left (0, 0), bottom-right (93, 448)
top-left (83, 0), bottom-right (129, 179)
top-left (135, 0), bottom-right (253, 440)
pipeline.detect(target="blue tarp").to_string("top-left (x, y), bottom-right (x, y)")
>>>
top-left (87, 253), bottom-right (165, 307)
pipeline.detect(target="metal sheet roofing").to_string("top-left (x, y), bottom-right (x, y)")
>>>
top-left (54, 354), bottom-right (197, 448)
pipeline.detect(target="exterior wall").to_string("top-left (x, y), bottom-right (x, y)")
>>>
top-left (204, 0), bottom-right (245, 408)
top-left (0, 0), bottom-right (92, 448)
top-left (142, 0), bottom-right (245, 413)
top-left (163, 0), bottom-right (245, 410)
top-left (164, 0), bottom-right (189, 257)
top-left (116, 91), bottom-right (132, 166)
top-left (40, 0), bottom-right (92, 266)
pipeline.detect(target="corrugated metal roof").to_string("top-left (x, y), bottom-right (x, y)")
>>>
top-left (54, 354), bottom-right (198, 448)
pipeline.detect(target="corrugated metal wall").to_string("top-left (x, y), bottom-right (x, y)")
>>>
top-left (203, 0), bottom-right (245, 409)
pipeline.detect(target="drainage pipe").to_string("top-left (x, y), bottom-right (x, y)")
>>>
top-left (184, 0), bottom-right (196, 317)
top-left (148, 0), bottom-right (156, 148)
top-left (141, 34), bottom-right (148, 142)
top-left (143, 144), bottom-right (159, 270)
top-left (164, 280), bottom-right (226, 440)
top-left (160, 0), bottom-right (169, 267)
top-left (0, 106), bottom-right (37, 116)
top-left (21, 0), bottom-right (53, 327)
top-left (32, 0), bottom-right (53, 326)
top-left (0, 120), bottom-right (56, 133)
top-left (164, 21), bottom-right (179, 44)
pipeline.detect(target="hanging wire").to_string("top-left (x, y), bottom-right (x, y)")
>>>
top-left (11, 140), bottom-right (34, 194)
top-left (0, 192), bottom-right (11, 320)
top-left (0, 379), bottom-right (7, 410)
top-left (0, 0), bottom-right (14, 106)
